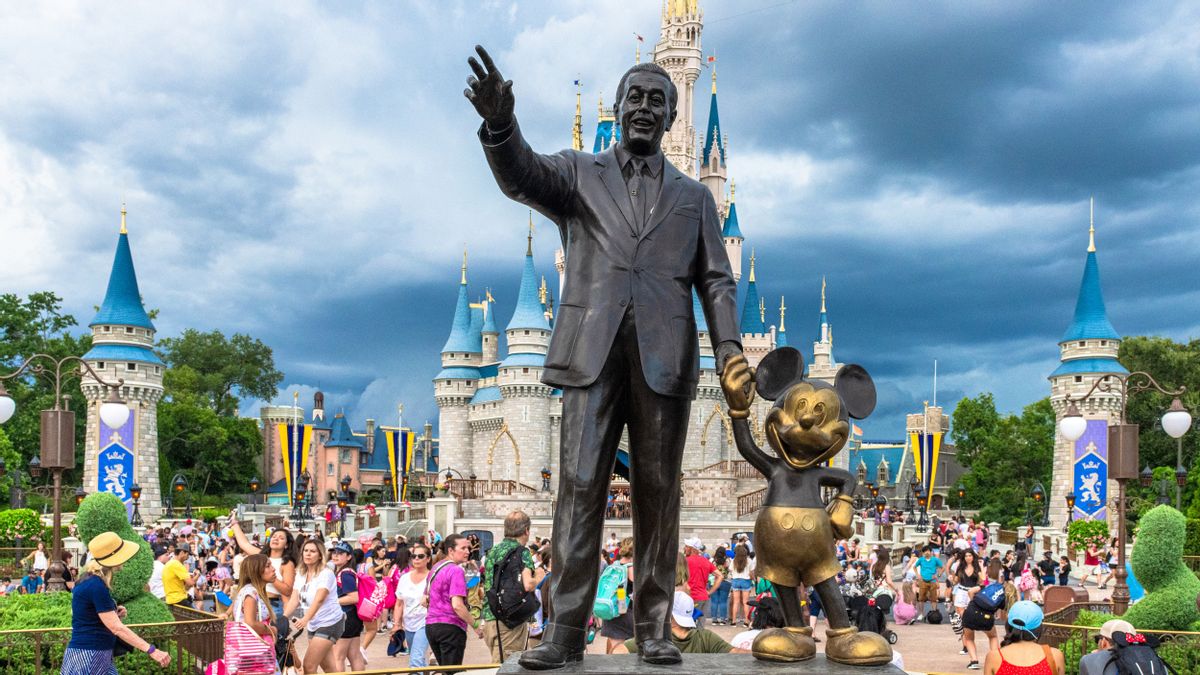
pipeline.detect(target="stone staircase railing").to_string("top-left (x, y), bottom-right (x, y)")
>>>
top-left (736, 487), bottom-right (766, 519)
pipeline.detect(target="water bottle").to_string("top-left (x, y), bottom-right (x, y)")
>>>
top-left (617, 586), bottom-right (627, 614)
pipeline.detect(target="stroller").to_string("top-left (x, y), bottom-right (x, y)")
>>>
top-left (848, 593), bottom-right (899, 645)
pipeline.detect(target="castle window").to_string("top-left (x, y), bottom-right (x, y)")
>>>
top-left (877, 462), bottom-right (890, 485)
top-left (524, 330), bottom-right (530, 335)
top-left (1075, 376), bottom-right (1083, 383)
top-left (327, 462), bottom-right (334, 476)
top-left (1100, 340), bottom-right (1108, 346)
top-left (1078, 341), bottom-right (1085, 348)
top-left (126, 327), bottom-right (134, 334)
top-left (856, 464), bottom-right (867, 482)
top-left (97, 362), bottom-right (106, 370)
top-left (523, 368), bottom-right (529, 374)
top-left (126, 363), bottom-right (137, 372)
top-left (154, 366), bottom-right (160, 374)
top-left (340, 449), bottom-right (351, 464)
top-left (523, 406), bottom-right (529, 422)
top-left (103, 326), bottom-right (110, 333)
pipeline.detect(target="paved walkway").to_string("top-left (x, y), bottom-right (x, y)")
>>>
top-left (341, 583), bottom-right (1106, 674)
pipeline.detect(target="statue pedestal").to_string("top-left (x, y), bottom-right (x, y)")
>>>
top-left (498, 654), bottom-right (904, 674)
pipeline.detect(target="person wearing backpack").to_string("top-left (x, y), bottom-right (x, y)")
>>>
top-left (1078, 619), bottom-right (1139, 675)
top-left (482, 511), bottom-right (538, 664)
top-left (599, 537), bottom-right (636, 653)
top-left (962, 581), bottom-right (1006, 670)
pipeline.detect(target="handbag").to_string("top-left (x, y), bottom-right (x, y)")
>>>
top-left (224, 621), bottom-right (276, 675)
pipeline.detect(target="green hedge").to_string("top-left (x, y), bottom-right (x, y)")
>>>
top-left (1067, 519), bottom-right (1109, 552)
top-left (0, 509), bottom-right (46, 546)
top-left (1185, 518), bottom-right (1200, 556)
top-left (1122, 505), bottom-right (1200, 631)
top-left (74, 492), bottom-right (154, 604)
top-left (1066, 608), bottom-right (1200, 675)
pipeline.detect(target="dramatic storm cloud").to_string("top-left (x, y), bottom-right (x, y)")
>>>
top-left (2, 0), bottom-right (1197, 437)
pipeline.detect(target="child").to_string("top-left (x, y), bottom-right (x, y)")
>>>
top-left (892, 580), bottom-right (918, 625)
top-left (1057, 557), bottom-right (1072, 586)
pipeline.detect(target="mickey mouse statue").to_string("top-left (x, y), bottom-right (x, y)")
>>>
top-left (721, 346), bottom-right (893, 666)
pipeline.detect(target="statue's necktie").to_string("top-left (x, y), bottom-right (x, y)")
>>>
top-left (629, 157), bottom-right (647, 233)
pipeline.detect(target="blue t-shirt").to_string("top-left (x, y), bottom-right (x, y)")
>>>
top-left (915, 556), bottom-right (943, 582)
top-left (21, 574), bottom-right (43, 594)
top-left (69, 575), bottom-right (118, 651)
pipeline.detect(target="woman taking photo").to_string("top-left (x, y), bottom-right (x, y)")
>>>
top-left (283, 539), bottom-right (345, 673)
top-left (62, 532), bottom-right (172, 674)
top-left (330, 542), bottom-right (366, 672)
top-left (229, 515), bottom-right (297, 620)
top-left (227, 554), bottom-right (279, 675)
top-left (391, 543), bottom-right (432, 671)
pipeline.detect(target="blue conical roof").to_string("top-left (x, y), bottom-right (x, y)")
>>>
top-left (483, 296), bottom-right (498, 334)
top-left (441, 272), bottom-right (481, 354)
top-left (507, 245), bottom-right (550, 332)
top-left (692, 290), bottom-right (708, 333)
top-left (469, 303), bottom-right (484, 341)
top-left (776, 326), bottom-right (788, 347)
top-left (722, 201), bottom-right (743, 239)
top-left (1061, 250), bottom-right (1120, 342)
top-left (325, 414), bottom-right (364, 449)
top-left (702, 86), bottom-right (725, 166)
top-left (90, 232), bottom-right (154, 329)
top-left (740, 278), bottom-right (765, 334)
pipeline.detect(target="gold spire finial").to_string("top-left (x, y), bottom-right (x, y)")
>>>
top-left (711, 64), bottom-right (717, 95)
top-left (779, 296), bottom-right (787, 331)
top-left (539, 275), bottom-right (548, 305)
top-left (527, 211), bottom-right (534, 255)
top-left (759, 297), bottom-right (765, 324)
top-left (119, 202), bottom-right (127, 234)
top-left (572, 79), bottom-right (583, 152)
top-left (821, 275), bottom-right (827, 313)
top-left (486, 287), bottom-right (495, 304)
top-left (730, 180), bottom-right (736, 203)
top-left (748, 249), bottom-right (756, 283)
top-left (461, 248), bottom-right (468, 284)
top-left (1088, 197), bottom-right (1096, 252)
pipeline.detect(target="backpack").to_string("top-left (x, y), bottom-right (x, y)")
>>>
top-left (354, 571), bottom-right (392, 622)
top-left (972, 582), bottom-right (1006, 612)
top-left (926, 608), bottom-right (943, 624)
top-left (485, 545), bottom-right (540, 629)
top-left (592, 562), bottom-right (630, 621)
top-left (1107, 632), bottom-right (1177, 675)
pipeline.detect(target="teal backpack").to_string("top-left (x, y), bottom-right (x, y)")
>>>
top-left (592, 562), bottom-right (630, 621)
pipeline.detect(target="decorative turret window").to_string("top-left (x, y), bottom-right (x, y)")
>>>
top-left (877, 461), bottom-right (890, 485)
top-left (97, 362), bottom-right (106, 370)
top-left (126, 326), bottom-right (134, 334)
top-left (126, 363), bottom-right (137, 372)
top-left (856, 463), bottom-right (867, 482)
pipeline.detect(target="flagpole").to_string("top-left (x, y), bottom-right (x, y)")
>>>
top-left (397, 403), bottom-right (404, 503)
top-left (933, 359), bottom-right (938, 408)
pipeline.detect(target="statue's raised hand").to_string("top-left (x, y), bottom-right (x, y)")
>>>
top-left (465, 45), bottom-right (514, 129)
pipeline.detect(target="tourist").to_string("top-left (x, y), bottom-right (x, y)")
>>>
top-left (426, 534), bottom-right (482, 673)
top-left (914, 546), bottom-right (944, 617)
top-left (162, 547), bottom-right (199, 607)
top-left (1037, 552), bottom-right (1058, 588)
top-left (1057, 556), bottom-right (1072, 586)
top-left (20, 568), bottom-right (44, 594)
top-left (1023, 525), bottom-right (1036, 555)
top-left (482, 511), bottom-right (537, 662)
top-left (227, 554), bottom-right (278, 675)
top-left (982, 601), bottom-right (1065, 675)
top-left (893, 580), bottom-right (918, 625)
top-left (928, 527), bottom-right (944, 556)
top-left (727, 544), bottom-right (754, 626)
top-left (1097, 539), bottom-right (1117, 590)
top-left (615, 590), bottom-right (747, 655)
top-left (330, 542), bottom-right (366, 672)
top-left (62, 532), bottom-right (171, 673)
top-left (23, 540), bottom-right (49, 574)
top-left (683, 537), bottom-right (721, 628)
top-left (871, 546), bottom-right (896, 596)
top-left (391, 543), bottom-right (433, 671)
top-left (600, 537), bottom-right (635, 653)
top-left (230, 518), bottom-right (297, 626)
top-left (283, 538), bottom-right (345, 673)
top-left (729, 594), bottom-right (785, 650)
top-left (961, 575), bottom-right (1003, 671)
top-left (1078, 619), bottom-right (1134, 675)
top-left (359, 543), bottom-right (395, 655)
top-left (709, 546), bottom-right (731, 625)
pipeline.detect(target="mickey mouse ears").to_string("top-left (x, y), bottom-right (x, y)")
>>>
top-left (754, 347), bottom-right (804, 401)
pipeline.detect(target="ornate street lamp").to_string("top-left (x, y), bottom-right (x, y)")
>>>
top-left (867, 481), bottom-right (879, 498)
top-left (1064, 492), bottom-right (1075, 532)
top-left (955, 482), bottom-right (966, 518)
top-left (130, 483), bottom-right (143, 527)
top-left (540, 466), bottom-right (551, 492)
top-left (74, 487), bottom-right (86, 507)
top-left (382, 472), bottom-right (394, 506)
top-left (873, 495), bottom-right (887, 522)
top-left (1140, 466), bottom-right (1172, 505)
top-left (28, 456), bottom-right (42, 478)
top-left (248, 476), bottom-right (260, 512)
top-left (1030, 482), bottom-right (1048, 526)
top-left (1162, 397), bottom-right (1192, 509)
top-left (336, 490), bottom-right (349, 538)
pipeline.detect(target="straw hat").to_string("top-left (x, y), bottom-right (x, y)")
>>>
top-left (88, 532), bottom-right (141, 568)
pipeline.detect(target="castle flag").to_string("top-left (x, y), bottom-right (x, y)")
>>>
top-left (385, 430), bottom-right (415, 502)
top-left (909, 431), bottom-right (941, 495)
top-left (276, 423), bottom-right (313, 505)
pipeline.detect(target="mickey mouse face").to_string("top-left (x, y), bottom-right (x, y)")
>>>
top-left (766, 381), bottom-right (849, 469)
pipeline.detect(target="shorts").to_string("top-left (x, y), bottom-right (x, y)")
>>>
top-left (341, 608), bottom-right (364, 639)
top-left (730, 578), bottom-right (752, 592)
top-left (308, 615), bottom-right (346, 642)
top-left (1098, 563), bottom-right (1111, 573)
top-left (917, 579), bottom-right (939, 603)
top-left (961, 604), bottom-right (996, 632)
top-left (952, 585), bottom-right (971, 608)
top-left (600, 610), bottom-right (634, 640)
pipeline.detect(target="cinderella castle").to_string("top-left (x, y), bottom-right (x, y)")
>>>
top-left (434, 0), bottom-right (859, 510)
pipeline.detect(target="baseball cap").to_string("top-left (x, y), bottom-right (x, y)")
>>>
top-left (1097, 619), bottom-right (1135, 642)
top-left (671, 591), bottom-right (696, 628)
top-left (683, 537), bottom-right (703, 551)
top-left (332, 541), bottom-right (354, 556)
top-left (1007, 601), bottom-right (1043, 632)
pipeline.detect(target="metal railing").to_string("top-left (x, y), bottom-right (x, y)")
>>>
top-left (997, 529), bottom-right (1017, 545)
top-left (1184, 555), bottom-right (1200, 575)
top-left (0, 603), bottom-right (223, 675)
top-left (736, 487), bottom-right (766, 518)
top-left (697, 459), bottom-right (761, 479)
top-left (447, 478), bottom-right (539, 499)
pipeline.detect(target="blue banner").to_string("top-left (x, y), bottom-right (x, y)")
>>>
top-left (1072, 419), bottom-right (1108, 521)
top-left (98, 410), bottom-right (136, 502)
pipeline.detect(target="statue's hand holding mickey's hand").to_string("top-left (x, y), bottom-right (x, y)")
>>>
top-left (464, 45), bottom-right (515, 131)
top-left (718, 343), bottom-right (754, 419)
top-left (827, 494), bottom-right (855, 539)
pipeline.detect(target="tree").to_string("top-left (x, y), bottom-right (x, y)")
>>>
top-left (0, 292), bottom-right (91, 482)
top-left (1118, 336), bottom-right (1200, 515)
top-left (158, 329), bottom-right (283, 416)
top-left (951, 394), bottom-right (1055, 526)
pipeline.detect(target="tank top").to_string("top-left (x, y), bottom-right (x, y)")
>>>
top-left (265, 556), bottom-right (284, 597)
top-left (996, 645), bottom-right (1056, 675)
top-left (958, 566), bottom-right (980, 588)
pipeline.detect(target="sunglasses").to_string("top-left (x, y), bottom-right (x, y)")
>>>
top-left (412, 553), bottom-right (429, 559)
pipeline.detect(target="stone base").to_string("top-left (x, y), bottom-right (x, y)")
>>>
top-left (498, 654), bottom-right (904, 674)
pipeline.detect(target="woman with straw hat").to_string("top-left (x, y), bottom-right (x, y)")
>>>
top-left (62, 531), bottom-right (172, 674)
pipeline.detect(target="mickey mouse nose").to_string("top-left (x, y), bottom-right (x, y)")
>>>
top-left (797, 412), bottom-right (818, 430)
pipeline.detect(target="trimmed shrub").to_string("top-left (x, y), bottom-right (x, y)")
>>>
top-left (74, 492), bottom-right (153, 604)
top-left (1185, 518), bottom-right (1200, 556)
top-left (1121, 505), bottom-right (1200, 630)
top-left (1067, 518), bottom-right (1109, 552)
top-left (0, 508), bottom-right (45, 545)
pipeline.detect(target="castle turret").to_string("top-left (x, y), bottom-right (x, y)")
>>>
top-left (699, 66), bottom-right (727, 209)
top-left (435, 251), bottom-right (480, 481)
top-left (739, 250), bottom-right (765, 335)
top-left (776, 296), bottom-right (788, 348)
top-left (81, 206), bottom-right (165, 516)
top-left (482, 289), bottom-right (499, 364)
top-left (808, 276), bottom-right (843, 385)
top-left (1048, 199), bottom-right (1126, 529)
top-left (654, 0), bottom-right (702, 176)
top-left (723, 182), bottom-right (744, 281)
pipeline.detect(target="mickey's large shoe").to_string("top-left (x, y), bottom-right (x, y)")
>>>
top-left (516, 641), bottom-right (584, 670)
top-left (638, 638), bottom-right (683, 665)
top-left (751, 626), bottom-right (817, 662)
top-left (823, 626), bottom-right (894, 666)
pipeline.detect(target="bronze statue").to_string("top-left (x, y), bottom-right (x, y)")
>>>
top-left (722, 346), bottom-right (893, 665)
top-left (465, 46), bottom-right (752, 668)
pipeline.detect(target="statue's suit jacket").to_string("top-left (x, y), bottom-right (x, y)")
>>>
top-left (480, 121), bottom-right (741, 397)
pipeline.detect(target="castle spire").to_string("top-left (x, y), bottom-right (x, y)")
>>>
top-left (572, 79), bottom-right (583, 152)
top-left (740, 249), bottom-right (765, 334)
top-left (776, 296), bottom-right (788, 348)
top-left (120, 202), bottom-right (127, 234)
top-left (89, 206), bottom-right (154, 330)
top-left (821, 275), bottom-right (827, 312)
top-left (461, 248), bottom-right (468, 284)
top-left (1088, 196), bottom-right (1096, 253)
top-left (442, 249), bottom-right (480, 354)
top-left (748, 249), bottom-right (756, 283)
top-left (1060, 200), bottom-right (1119, 343)
top-left (527, 210), bottom-right (534, 256)
top-left (507, 221), bottom-right (551, 333)
top-left (818, 276), bottom-right (830, 344)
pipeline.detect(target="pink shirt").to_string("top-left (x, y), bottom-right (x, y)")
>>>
top-left (425, 561), bottom-right (468, 630)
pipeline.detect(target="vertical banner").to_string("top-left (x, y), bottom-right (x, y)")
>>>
top-left (909, 431), bottom-right (942, 495)
top-left (276, 423), bottom-right (313, 505)
top-left (1072, 419), bottom-right (1108, 521)
top-left (385, 430), bottom-right (415, 501)
top-left (98, 410), bottom-right (136, 503)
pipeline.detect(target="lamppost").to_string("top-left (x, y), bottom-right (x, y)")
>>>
top-left (874, 495), bottom-right (887, 523)
top-left (1064, 493), bottom-right (1075, 533)
top-left (916, 488), bottom-right (929, 533)
top-left (955, 482), bottom-right (966, 518)
top-left (130, 483), bottom-right (143, 527)
top-left (166, 473), bottom-right (191, 520)
top-left (0, 355), bottom-right (130, 592)
top-left (248, 476), bottom-right (260, 512)
top-left (1139, 466), bottom-right (1182, 506)
top-left (1031, 483), bottom-right (1049, 526)
top-left (74, 487), bottom-right (86, 507)
top-left (1160, 398), bottom-right (1192, 510)
top-left (0, 457), bottom-right (29, 509)
top-left (337, 490), bottom-right (350, 538)
top-left (292, 473), bottom-right (309, 528)
top-left (382, 472), bottom-right (394, 507)
top-left (540, 466), bottom-right (551, 492)
top-left (1058, 371), bottom-right (1187, 614)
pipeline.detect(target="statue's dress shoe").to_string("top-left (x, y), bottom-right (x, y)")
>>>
top-left (517, 641), bottom-right (584, 670)
top-left (639, 638), bottom-right (683, 665)
top-left (750, 627), bottom-right (817, 662)
top-left (823, 626), bottom-right (893, 666)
